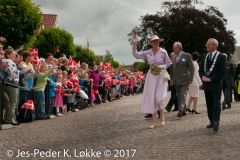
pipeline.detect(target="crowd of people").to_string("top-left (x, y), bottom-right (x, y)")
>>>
top-left (132, 35), bottom-right (240, 132)
top-left (0, 43), bottom-right (145, 126)
top-left (1, 35), bottom-right (240, 132)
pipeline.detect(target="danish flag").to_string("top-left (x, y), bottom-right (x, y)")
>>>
top-left (71, 83), bottom-right (80, 92)
top-left (56, 45), bottom-right (60, 53)
top-left (68, 59), bottom-right (77, 68)
top-left (33, 53), bottom-right (40, 65)
top-left (56, 85), bottom-right (65, 97)
top-left (69, 71), bottom-right (77, 78)
top-left (22, 100), bottom-right (35, 110)
top-left (29, 48), bottom-right (38, 57)
top-left (66, 80), bottom-right (73, 87)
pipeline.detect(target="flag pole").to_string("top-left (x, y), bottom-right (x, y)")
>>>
top-left (87, 38), bottom-right (89, 52)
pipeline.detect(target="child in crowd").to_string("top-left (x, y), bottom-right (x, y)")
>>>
top-left (105, 74), bottom-right (112, 102)
top-left (0, 58), bottom-right (10, 122)
top-left (125, 76), bottom-right (130, 96)
top-left (33, 63), bottom-right (57, 120)
top-left (53, 58), bottom-right (58, 68)
top-left (110, 73), bottom-right (117, 100)
top-left (67, 70), bottom-right (79, 110)
top-left (54, 73), bottom-right (64, 116)
top-left (62, 70), bottom-right (69, 114)
top-left (100, 70), bottom-right (107, 102)
top-left (48, 73), bottom-right (56, 115)
top-left (89, 65), bottom-right (105, 105)
top-left (130, 76), bottom-right (135, 95)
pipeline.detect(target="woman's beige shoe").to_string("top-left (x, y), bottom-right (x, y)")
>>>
top-left (149, 125), bottom-right (156, 129)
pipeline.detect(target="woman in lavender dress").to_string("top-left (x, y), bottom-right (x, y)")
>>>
top-left (132, 35), bottom-right (172, 129)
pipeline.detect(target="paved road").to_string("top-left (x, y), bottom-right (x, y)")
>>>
top-left (0, 90), bottom-right (240, 160)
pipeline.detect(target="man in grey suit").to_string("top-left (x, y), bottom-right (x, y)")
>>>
top-left (170, 42), bottom-right (194, 117)
top-left (222, 53), bottom-right (234, 110)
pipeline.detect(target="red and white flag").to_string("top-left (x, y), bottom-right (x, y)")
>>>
top-left (33, 54), bottom-right (39, 65)
top-left (87, 38), bottom-right (89, 50)
top-left (29, 48), bottom-right (38, 57)
top-left (56, 45), bottom-right (60, 53)
top-left (105, 62), bottom-right (111, 69)
top-left (22, 100), bottom-right (35, 110)
top-left (68, 59), bottom-right (77, 69)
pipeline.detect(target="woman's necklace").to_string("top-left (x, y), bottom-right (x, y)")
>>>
top-left (204, 51), bottom-right (220, 76)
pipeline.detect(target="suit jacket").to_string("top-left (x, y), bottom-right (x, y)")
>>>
top-left (235, 65), bottom-right (240, 81)
top-left (170, 52), bottom-right (195, 86)
top-left (199, 52), bottom-right (226, 91)
top-left (223, 62), bottom-right (234, 87)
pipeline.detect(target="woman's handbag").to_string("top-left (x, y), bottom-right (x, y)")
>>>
top-left (164, 67), bottom-right (170, 81)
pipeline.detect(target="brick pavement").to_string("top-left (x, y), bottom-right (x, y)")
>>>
top-left (0, 91), bottom-right (240, 160)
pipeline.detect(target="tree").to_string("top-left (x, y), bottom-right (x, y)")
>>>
top-left (103, 50), bottom-right (114, 63)
top-left (120, 63), bottom-right (128, 71)
top-left (103, 50), bottom-right (120, 69)
top-left (73, 44), bottom-right (100, 65)
top-left (133, 61), bottom-right (149, 73)
top-left (0, 0), bottom-right (42, 49)
top-left (128, 0), bottom-right (236, 57)
top-left (33, 27), bottom-right (76, 58)
top-left (111, 60), bottom-right (120, 69)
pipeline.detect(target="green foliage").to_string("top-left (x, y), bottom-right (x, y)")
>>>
top-left (128, 0), bottom-right (236, 56)
top-left (133, 61), bottom-right (149, 72)
top-left (120, 63), bottom-right (128, 71)
top-left (103, 50), bottom-right (120, 69)
top-left (33, 27), bottom-right (75, 58)
top-left (111, 60), bottom-right (120, 69)
top-left (73, 44), bottom-right (100, 65)
top-left (0, 0), bottom-right (42, 49)
top-left (103, 50), bottom-right (114, 63)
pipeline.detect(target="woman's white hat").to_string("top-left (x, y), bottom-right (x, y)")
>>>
top-left (147, 35), bottom-right (164, 45)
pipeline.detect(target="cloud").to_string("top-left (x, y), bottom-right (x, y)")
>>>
top-left (32, 0), bottom-right (240, 64)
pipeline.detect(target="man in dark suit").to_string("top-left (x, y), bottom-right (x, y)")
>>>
top-left (165, 52), bottom-right (178, 112)
top-left (222, 53), bottom-right (234, 110)
top-left (199, 38), bottom-right (226, 132)
top-left (234, 63), bottom-right (240, 101)
top-left (170, 42), bottom-right (194, 118)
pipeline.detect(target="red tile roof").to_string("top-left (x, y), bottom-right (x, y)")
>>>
top-left (41, 14), bottom-right (57, 29)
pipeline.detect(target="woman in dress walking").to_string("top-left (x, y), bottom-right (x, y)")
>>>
top-left (186, 52), bottom-right (202, 114)
top-left (132, 35), bottom-right (172, 128)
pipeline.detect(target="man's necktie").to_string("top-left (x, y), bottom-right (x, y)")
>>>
top-left (208, 53), bottom-right (212, 65)
top-left (176, 55), bottom-right (179, 63)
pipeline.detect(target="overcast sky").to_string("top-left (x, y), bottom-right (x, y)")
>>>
top-left (32, 0), bottom-right (240, 64)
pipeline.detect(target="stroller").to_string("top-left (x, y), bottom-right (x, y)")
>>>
top-left (74, 90), bottom-right (89, 110)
